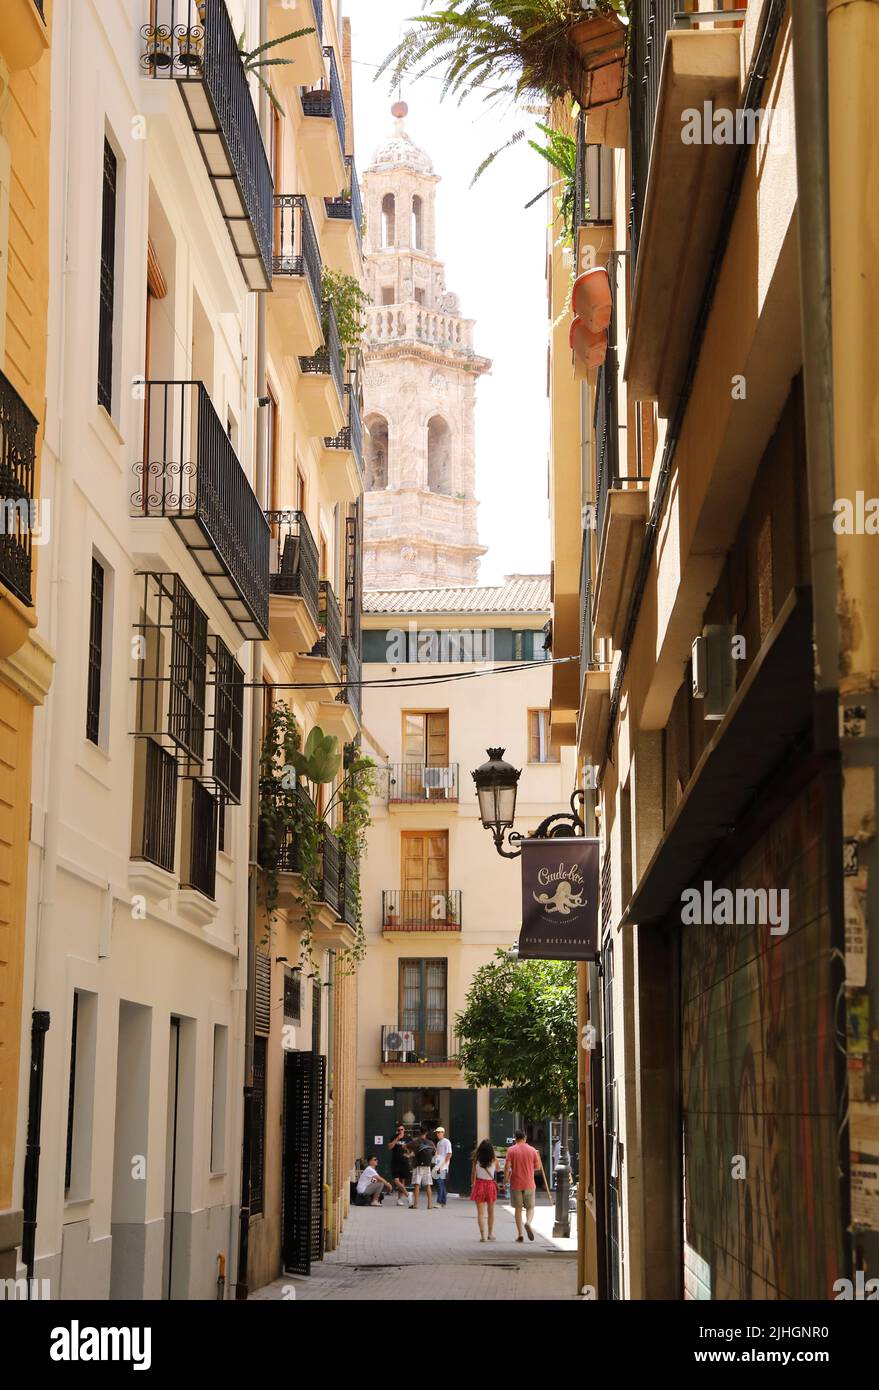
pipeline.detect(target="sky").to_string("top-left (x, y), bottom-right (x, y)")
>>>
top-left (344, 0), bottom-right (552, 586)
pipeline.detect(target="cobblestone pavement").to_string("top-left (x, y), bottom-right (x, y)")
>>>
top-left (250, 1192), bottom-right (579, 1302)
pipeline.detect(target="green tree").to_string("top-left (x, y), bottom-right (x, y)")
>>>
top-left (456, 949), bottom-right (577, 1116)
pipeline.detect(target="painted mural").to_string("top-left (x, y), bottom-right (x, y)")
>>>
top-left (681, 776), bottom-right (846, 1299)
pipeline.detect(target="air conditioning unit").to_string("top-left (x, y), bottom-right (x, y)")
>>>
top-left (385, 1031), bottom-right (403, 1052)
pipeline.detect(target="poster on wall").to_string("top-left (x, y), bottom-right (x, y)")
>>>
top-left (519, 837), bottom-right (600, 961)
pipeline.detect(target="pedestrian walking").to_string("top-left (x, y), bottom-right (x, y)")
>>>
top-left (503, 1130), bottom-right (550, 1242)
top-left (433, 1126), bottom-right (452, 1206)
top-left (469, 1140), bottom-right (498, 1242)
top-left (410, 1124), bottom-right (437, 1209)
top-left (388, 1122), bottom-right (411, 1205)
top-left (356, 1157), bottom-right (394, 1207)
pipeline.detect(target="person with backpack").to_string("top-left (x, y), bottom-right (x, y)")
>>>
top-left (410, 1124), bottom-right (437, 1210)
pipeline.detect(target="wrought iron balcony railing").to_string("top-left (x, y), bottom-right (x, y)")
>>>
top-left (186, 781), bottom-right (218, 900)
top-left (267, 508), bottom-right (320, 629)
top-left (382, 890), bottom-right (462, 932)
top-left (301, 44), bottom-right (346, 160)
top-left (320, 830), bottom-right (341, 915)
top-left (340, 850), bottom-right (359, 929)
top-left (380, 1024), bottom-right (461, 1066)
top-left (300, 301), bottom-right (345, 410)
top-left (141, 0), bottom-right (274, 291)
top-left (274, 783), bottom-right (316, 877)
top-left (594, 351), bottom-right (620, 548)
top-left (311, 578), bottom-right (342, 676)
top-left (0, 368), bottom-right (37, 606)
top-left (324, 384), bottom-right (363, 476)
top-left (133, 381), bottom-right (270, 639)
top-left (273, 193), bottom-right (322, 314)
top-left (580, 537), bottom-right (594, 704)
top-left (136, 738), bottom-right (178, 874)
top-left (339, 636), bottom-right (361, 725)
top-left (386, 764), bottom-right (460, 804)
top-left (325, 157), bottom-right (363, 251)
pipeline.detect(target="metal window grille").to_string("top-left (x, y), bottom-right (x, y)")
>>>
top-left (186, 781), bottom-right (218, 899)
top-left (250, 1036), bottom-right (267, 1216)
top-left (140, 737), bottom-right (178, 873)
top-left (254, 951), bottom-right (271, 1035)
top-left (86, 558), bottom-right (105, 744)
top-left (98, 139), bottom-right (117, 411)
top-left (213, 638), bottom-right (244, 802)
top-left (0, 369), bottom-right (37, 605)
top-left (168, 576), bottom-right (208, 762)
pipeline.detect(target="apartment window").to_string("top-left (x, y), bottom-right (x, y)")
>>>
top-left (168, 578), bottom-right (208, 762)
top-left (266, 384), bottom-right (279, 512)
top-left (250, 1036), bottom-right (267, 1215)
top-left (86, 557), bottom-right (106, 744)
top-left (529, 709), bottom-right (559, 763)
top-left (213, 640), bottom-right (244, 803)
top-left (399, 959), bottom-right (448, 1060)
top-left (98, 138), bottom-right (118, 412)
top-left (210, 1025), bottom-right (228, 1174)
top-left (284, 968), bottom-right (301, 1024)
top-left (64, 993), bottom-right (79, 1193)
top-left (182, 782), bottom-right (218, 900)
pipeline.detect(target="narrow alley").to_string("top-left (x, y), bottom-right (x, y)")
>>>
top-left (251, 1195), bottom-right (578, 1302)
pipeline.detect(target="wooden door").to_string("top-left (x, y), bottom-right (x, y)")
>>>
top-left (401, 830), bottom-right (448, 925)
top-left (402, 712), bottom-right (449, 799)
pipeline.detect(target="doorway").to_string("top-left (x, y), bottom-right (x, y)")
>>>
top-left (400, 830), bottom-right (448, 926)
top-left (281, 1050), bottom-right (327, 1276)
top-left (163, 1016), bottom-right (195, 1300)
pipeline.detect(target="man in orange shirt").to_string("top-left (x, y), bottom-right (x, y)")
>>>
top-left (503, 1131), bottom-right (550, 1242)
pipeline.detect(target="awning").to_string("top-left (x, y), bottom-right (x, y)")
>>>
top-left (622, 587), bottom-right (815, 926)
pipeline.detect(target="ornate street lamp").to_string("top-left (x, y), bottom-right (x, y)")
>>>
top-left (471, 748), bottom-right (586, 860)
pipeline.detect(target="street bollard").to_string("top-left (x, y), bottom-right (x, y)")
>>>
top-left (553, 1154), bottom-right (571, 1238)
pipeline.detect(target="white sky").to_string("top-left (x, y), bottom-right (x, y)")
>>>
top-left (345, 0), bottom-right (552, 586)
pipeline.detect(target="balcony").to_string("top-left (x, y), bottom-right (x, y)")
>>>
top-left (141, 0), bottom-right (273, 292)
top-left (268, 0), bottom-right (325, 86)
top-left (318, 631), bottom-right (360, 741)
top-left (380, 1025), bottom-right (461, 1070)
top-left (382, 890), bottom-right (462, 935)
top-left (311, 578), bottom-right (342, 675)
top-left (0, 0), bottom-right (49, 69)
top-left (574, 128), bottom-right (616, 293)
top-left (366, 302), bottom-right (476, 356)
top-left (299, 45), bottom-right (346, 196)
top-left (271, 194), bottom-right (323, 355)
top-left (0, 368), bottom-right (37, 610)
top-left (322, 157), bottom-right (363, 276)
top-left (267, 509), bottom-right (320, 655)
top-left (131, 737), bottom-right (178, 877)
top-left (133, 382), bottom-right (269, 639)
top-left (386, 764), bottom-right (460, 806)
top-left (321, 385), bottom-right (363, 504)
top-left (298, 302), bottom-right (346, 437)
top-left (625, 3), bottom-right (744, 414)
top-left (592, 350), bottom-right (648, 641)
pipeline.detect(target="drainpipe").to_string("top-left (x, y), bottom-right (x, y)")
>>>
top-left (235, 0), bottom-right (268, 1301)
top-left (21, 1011), bottom-right (49, 1289)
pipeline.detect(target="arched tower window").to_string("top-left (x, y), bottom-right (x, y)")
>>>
top-left (412, 195), bottom-right (424, 250)
top-left (427, 416), bottom-right (452, 494)
top-left (365, 415), bottom-right (389, 491)
top-left (381, 194), bottom-right (396, 248)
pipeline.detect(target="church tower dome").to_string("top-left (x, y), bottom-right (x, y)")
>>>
top-left (361, 105), bottom-right (491, 590)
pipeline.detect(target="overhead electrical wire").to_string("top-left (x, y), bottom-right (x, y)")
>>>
top-left (214, 655), bottom-right (579, 693)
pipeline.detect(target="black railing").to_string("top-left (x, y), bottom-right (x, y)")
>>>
top-left (381, 1024), bottom-right (461, 1064)
top-left (311, 0), bottom-right (324, 43)
top-left (320, 831), bottom-right (341, 915)
top-left (0, 369), bottom-right (37, 606)
top-left (325, 157), bottom-right (363, 251)
top-left (301, 45), bottom-right (346, 160)
top-left (575, 118), bottom-right (614, 227)
top-left (629, 0), bottom-right (677, 267)
top-left (340, 851), bottom-right (359, 929)
top-left (141, 1), bottom-right (273, 288)
top-left (386, 764), bottom-right (460, 804)
top-left (267, 508), bottom-right (320, 629)
top-left (382, 890), bottom-right (462, 932)
top-left (273, 194), bottom-right (322, 314)
top-left (312, 578), bottom-right (342, 675)
top-left (33, 0), bottom-right (47, 19)
top-left (139, 738), bottom-right (178, 874)
top-left (133, 381), bottom-right (270, 638)
top-left (275, 783), bottom-right (317, 877)
top-left (580, 532), bottom-right (593, 703)
top-left (300, 302), bottom-right (344, 410)
top-left (594, 350), bottom-right (619, 547)
top-left (339, 637), bottom-right (361, 724)
top-left (213, 638), bottom-right (244, 804)
top-left (324, 385), bottom-right (363, 475)
top-left (187, 781), bottom-right (218, 900)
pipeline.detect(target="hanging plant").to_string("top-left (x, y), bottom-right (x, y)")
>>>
top-left (322, 266), bottom-right (372, 353)
top-left (525, 121), bottom-right (579, 245)
top-left (237, 23), bottom-right (317, 116)
top-left (329, 750), bottom-right (377, 973)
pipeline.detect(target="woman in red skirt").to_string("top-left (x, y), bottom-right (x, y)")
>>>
top-left (469, 1140), bottom-right (498, 1242)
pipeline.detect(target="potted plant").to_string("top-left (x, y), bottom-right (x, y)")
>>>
top-left (378, 1), bottom-right (630, 116)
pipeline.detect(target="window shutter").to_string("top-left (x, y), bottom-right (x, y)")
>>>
top-left (255, 952), bottom-right (271, 1036)
top-left (98, 139), bottom-right (117, 412)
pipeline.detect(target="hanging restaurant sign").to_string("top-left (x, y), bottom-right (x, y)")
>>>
top-left (519, 837), bottom-right (600, 961)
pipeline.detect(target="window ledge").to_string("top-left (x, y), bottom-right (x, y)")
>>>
top-left (177, 888), bottom-right (219, 929)
top-left (129, 859), bottom-right (177, 903)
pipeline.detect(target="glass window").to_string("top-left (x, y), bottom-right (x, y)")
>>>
top-left (529, 709), bottom-right (560, 763)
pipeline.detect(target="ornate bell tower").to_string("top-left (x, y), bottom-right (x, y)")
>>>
top-left (361, 102), bottom-right (491, 590)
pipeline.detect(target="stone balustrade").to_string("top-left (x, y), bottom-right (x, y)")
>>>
top-left (366, 301), bottom-right (476, 352)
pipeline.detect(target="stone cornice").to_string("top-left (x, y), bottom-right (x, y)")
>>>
top-left (0, 627), bottom-right (55, 706)
top-left (364, 342), bottom-right (492, 375)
